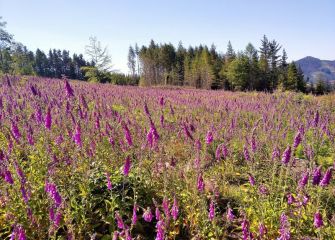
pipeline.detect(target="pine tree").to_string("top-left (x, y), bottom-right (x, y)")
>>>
top-left (226, 55), bottom-right (250, 91)
top-left (225, 41), bottom-right (236, 62)
top-left (286, 62), bottom-right (299, 91)
top-left (127, 46), bottom-right (136, 77)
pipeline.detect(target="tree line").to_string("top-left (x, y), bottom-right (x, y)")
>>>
top-left (0, 17), bottom-right (91, 80)
top-left (0, 16), bottom-right (333, 94)
top-left (128, 37), bottom-right (310, 92)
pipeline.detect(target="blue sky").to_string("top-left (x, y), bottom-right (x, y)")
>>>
top-left (1, 0), bottom-right (334, 73)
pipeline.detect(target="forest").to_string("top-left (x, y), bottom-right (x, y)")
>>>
top-left (132, 38), bottom-right (306, 92)
top-left (0, 16), bottom-right (332, 94)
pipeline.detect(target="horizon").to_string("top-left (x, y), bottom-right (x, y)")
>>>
top-left (1, 0), bottom-right (334, 73)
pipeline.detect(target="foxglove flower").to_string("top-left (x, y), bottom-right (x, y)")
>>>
top-left (155, 220), bottom-right (165, 240)
top-left (281, 145), bottom-right (291, 165)
top-left (115, 212), bottom-right (124, 229)
top-left (162, 196), bottom-right (170, 220)
top-left (293, 131), bottom-right (302, 148)
top-left (155, 207), bottom-right (161, 221)
top-left (49, 207), bottom-right (55, 222)
top-left (30, 85), bottom-right (38, 96)
top-left (45, 108), bottom-right (52, 130)
top-left (143, 207), bottom-right (153, 222)
top-left (241, 218), bottom-right (250, 240)
top-left (298, 171), bottom-right (309, 188)
top-left (215, 144), bottom-right (227, 160)
top-left (183, 124), bottom-right (193, 141)
top-left (125, 229), bottom-right (132, 240)
top-left (197, 173), bottom-right (205, 192)
top-left (147, 126), bottom-right (158, 148)
top-left (132, 204), bottom-right (138, 225)
top-left (279, 213), bottom-right (290, 240)
top-left (4, 169), bottom-right (14, 185)
top-left (160, 114), bottom-right (164, 126)
top-left (73, 124), bottom-right (82, 147)
top-left (20, 185), bottom-right (29, 203)
top-left (65, 79), bottom-right (74, 97)
top-left (195, 139), bottom-right (201, 151)
top-left (123, 156), bottom-right (131, 176)
top-left (259, 185), bottom-right (268, 195)
top-left (45, 182), bottom-right (62, 207)
top-left (205, 131), bottom-right (213, 145)
top-left (248, 174), bottom-right (255, 186)
top-left (313, 111), bottom-right (319, 127)
top-left (227, 207), bottom-right (235, 221)
top-left (243, 145), bottom-right (250, 162)
top-left (208, 200), bottom-right (215, 221)
top-left (159, 97), bottom-right (164, 106)
top-left (272, 147), bottom-right (280, 160)
top-left (287, 194), bottom-right (295, 205)
top-left (112, 231), bottom-right (118, 240)
top-left (14, 225), bottom-right (26, 240)
top-left (106, 172), bottom-right (112, 190)
top-left (320, 167), bottom-right (332, 187)
top-left (251, 136), bottom-right (257, 153)
top-left (301, 194), bottom-right (310, 206)
top-left (11, 121), bottom-right (21, 141)
top-left (171, 196), bottom-right (179, 221)
top-left (54, 211), bottom-right (62, 227)
top-left (144, 102), bottom-right (150, 116)
top-left (123, 123), bottom-right (133, 147)
top-left (312, 166), bottom-right (322, 185)
top-left (314, 212), bottom-right (323, 228)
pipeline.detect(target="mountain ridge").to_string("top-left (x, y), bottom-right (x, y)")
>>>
top-left (296, 56), bottom-right (335, 83)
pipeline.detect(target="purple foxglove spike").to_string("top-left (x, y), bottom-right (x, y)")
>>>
top-left (159, 97), bottom-right (164, 106)
top-left (227, 207), bottom-right (235, 221)
top-left (208, 200), bottom-right (215, 221)
top-left (205, 131), bottom-right (213, 145)
top-left (312, 166), bottom-right (322, 185)
top-left (197, 173), bottom-right (205, 192)
top-left (115, 212), bottom-right (124, 229)
top-left (155, 220), bottom-right (165, 240)
top-left (143, 207), bottom-right (153, 222)
top-left (106, 172), bottom-right (112, 190)
top-left (298, 171), bottom-right (309, 188)
top-left (281, 145), bottom-right (291, 165)
top-left (123, 156), bottom-right (131, 176)
top-left (243, 145), bottom-right (251, 162)
top-left (320, 167), bottom-right (332, 187)
top-left (45, 108), bottom-right (52, 130)
top-left (171, 196), bottom-right (179, 221)
top-left (4, 169), bottom-right (14, 184)
top-left (314, 212), bottom-right (323, 228)
top-left (64, 79), bottom-right (74, 97)
top-left (293, 131), bottom-right (302, 148)
top-left (279, 213), bottom-right (290, 240)
top-left (11, 121), bottom-right (21, 141)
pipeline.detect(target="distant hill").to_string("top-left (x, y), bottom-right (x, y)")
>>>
top-left (296, 56), bottom-right (335, 83)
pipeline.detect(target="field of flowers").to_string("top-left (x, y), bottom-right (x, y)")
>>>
top-left (0, 75), bottom-right (335, 240)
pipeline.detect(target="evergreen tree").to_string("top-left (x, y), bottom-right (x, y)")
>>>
top-left (127, 46), bottom-right (136, 76)
top-left (226, 55), bottom-right (250, 91)
top-left (286, 62), bottom-right (299, 91)
top-left (175, 41), bottom-right (186, 85)
top-left (225, 41), bottom-right (235, 62)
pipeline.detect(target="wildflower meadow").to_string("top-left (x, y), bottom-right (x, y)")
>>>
top-left (0, 75), bottom-right (335, 239)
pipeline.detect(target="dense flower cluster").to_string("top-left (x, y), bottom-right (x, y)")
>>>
top-left (0, 76), bottom-right (334, 239)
